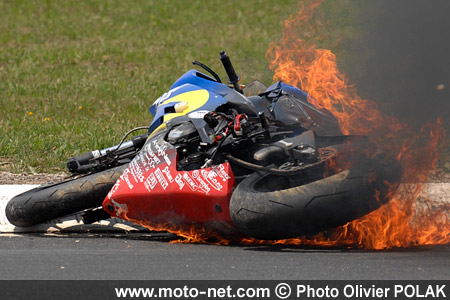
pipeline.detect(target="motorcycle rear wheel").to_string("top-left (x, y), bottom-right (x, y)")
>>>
top-left (229, 157), bottom-right (401, 240)
top-left (5, 164), bottom-right (128, 227)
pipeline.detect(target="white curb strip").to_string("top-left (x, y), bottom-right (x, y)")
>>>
top-left (0, 185), bottom-right (146, 233)
top-left (1, 183), bottom-right (449, 234)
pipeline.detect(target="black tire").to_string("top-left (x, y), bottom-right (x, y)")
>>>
top-left (229, 157), bottom-right (401, 240)
top-left (6, 164), bottom-right (128, 227)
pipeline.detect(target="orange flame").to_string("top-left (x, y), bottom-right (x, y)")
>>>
top-left (123, 1), bottom-right (449, 250)
top-left (119, 213), bottom-right (236, 245)
top-left (259, 0), bottom-right (449, 249)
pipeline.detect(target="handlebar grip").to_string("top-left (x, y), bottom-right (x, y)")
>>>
top-left (66, 152), bottom-right (96, 173)
top-left (220, 50), bottom-right (243, 94)
top-left (220, 51), bottom-right (238, 83)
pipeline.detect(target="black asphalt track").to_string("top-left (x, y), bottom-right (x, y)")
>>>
top-left (0, 233), bottom-right (449, 280)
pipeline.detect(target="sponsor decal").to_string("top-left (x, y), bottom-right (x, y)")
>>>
top-left (174, 174), bottom-right (185, 190)
top-left (214, 164), bottom-right (231, 181)
top-left (154, 168), bottom-right (169, 190)
top-left (119, 168), bottom-right (135, 189)
top-left (188, 110), bottom-right (210, 119)
top-left (107, 180), bottom-right (120, 199)
top-left (148, 148), bottom-right (161, 165)
top-left (201, 169), bottom-right (223, 191)
top-left (183, 173), bottom-right (198, 191)
top-left (195, 175), bottom-right (211, 195)
top-left (123, 173), bottom-right (134, 190)
top-left (162, 166), bottom-right (174, 183)
top-left (137, 153), bottom-right (149, 171)
top-left (152, 140), bottom-right (171, 166)
top-left (144, 173), bottom-right (157, 192)
top-left (146, 156), bottom-right (156, 169)
top-left (130, 160), bottom-right (145, 183)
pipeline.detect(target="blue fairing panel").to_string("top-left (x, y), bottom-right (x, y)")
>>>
top-left (170, 70), bottom-right (233, 96)
top-left (150, 83), bottom-right (201, 117)
top-left (267, 81), bottom-right (309, 102)
top-left (148, 72), bottom-right (231, 133)
top-left (150, 70), bottom-right (231, 117)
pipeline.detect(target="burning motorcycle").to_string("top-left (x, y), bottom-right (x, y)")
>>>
top-left (6, 51), bottom-right (401, 240)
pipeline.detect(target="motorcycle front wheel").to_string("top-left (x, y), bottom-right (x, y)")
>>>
top-left (6, 164), bottom-right (128, 227)
top-left (229, 157), bottom-right (401, 240)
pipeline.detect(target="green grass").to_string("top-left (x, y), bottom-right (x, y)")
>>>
top-left (5, 1), bottom-right (444, 174)
top-left (0, 0), bottom-right (301, 173)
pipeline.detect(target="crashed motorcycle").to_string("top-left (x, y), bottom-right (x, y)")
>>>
top-left (6, 51), bottom-right (401, 240)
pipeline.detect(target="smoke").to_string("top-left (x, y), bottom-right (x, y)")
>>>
top-left (335, 0), bottom-right (450, 131)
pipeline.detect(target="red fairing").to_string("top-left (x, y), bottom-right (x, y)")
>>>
top-left (102, 136), bottom-right (236, 234)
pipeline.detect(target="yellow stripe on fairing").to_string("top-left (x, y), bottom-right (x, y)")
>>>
top-left (150, 89), bottom-right (209, 136)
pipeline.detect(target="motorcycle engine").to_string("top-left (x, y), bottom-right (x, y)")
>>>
top-left (167, 122), bottom-right (205, 171)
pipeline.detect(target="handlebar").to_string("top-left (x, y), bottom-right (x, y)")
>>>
top-left (219, 50), bottom-right (244, 94)
top-left (66, 134), bottom-right (148, 174)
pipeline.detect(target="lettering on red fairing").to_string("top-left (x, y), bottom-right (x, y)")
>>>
top-left (147, 149), bottom-right (161, 165)
top-left (144, 173), bottom-right (157, 192)
top-left (107, 180), bottom-right (120, 199)
top-left (136, 153), bottom-right (148, 172)
top-left (154, 168), bottom-right (169, 190)
top-left (123, 173), bottom-right (134, 189)
top-left (174, 174), bottom-right (185, 190)
top-left (152, 140), bottom-right (171, 166)
top-left (130, 160), bottom-right (145, 184)
top-left (201, 169), bottom-right (223, 191)
top-left (119, 168), bottom-right (134, 190)
top-left (183, 173), bottom-right (198, 191)
top-left (142, 143), bottom-right (161, 171)
top-left (162, 166), bottom-right (174, 183)
top-left (213, 164), bottom-right (231, 181)
top-left (192, 170), bottom-right (211, 195)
